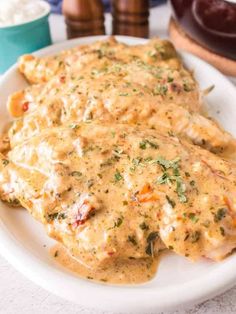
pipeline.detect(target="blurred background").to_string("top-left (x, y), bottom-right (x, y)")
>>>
top-left (47, 0), bottom-right (166, 13)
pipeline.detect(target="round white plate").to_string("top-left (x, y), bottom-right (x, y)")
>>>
top-left (0, 36), bottom-right (236, 313)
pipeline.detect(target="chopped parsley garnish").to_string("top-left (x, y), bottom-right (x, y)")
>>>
top-left (112, 147), bottom-right (124, 157)
top-left (109, 216), bottom-right (124, 229)
top-left (188, 213), bottom-right (199, 223)
top-left (132, 157), bottom-right (143, 166)
top-left (70, 171), bottom-right (82, 178)
top-left (47, 212), bottom-right (67, 222)
top-left (147, 231), bottom-right (159, 242)
top-left (100, 156), bottom-right (119, 168)
top-left (119, 92), bottom-right (129, 96)
top-left (220, 226), bottom-right (225, 236)
top-left (152, 156), bottom-right (180, 170)
top-left (87, 276), bottom-right (94, 280)
top-left (214, 208), bottom-right (227, 222)
top-left (7, 198), bottom-right (20, 206)
top-left (157, 172), bottom-right (172, 185)
top-left (154, 157), bottom-right (187, 203)
top-left (128, 235), bottom-right (137, 246)
top-left (115, 217), bottom-right (123, 227)
top-left (183, 83), bottom-right (192, 92)
top-left (184, 232), bottom-right (190, 241)
top-left (153, 84), bottom-right (168, 96)
top-left (166, 195), bottom-right (176, 208)
top-left (145, 231), bottom-right (159, 257)
top-left (139, 141), bottom-right (147, 150)
top-left (139, 222), bottom-right (149, 231)
top-left (70, 85), bottom-right (78, 93)
top-left (190, 231), bottom-right (201, 243)
top-left (130, 157), bottom-right (144, 172)
top-left (69, 123), bottom-right (79, 129)
top-left (2, 159), bottom-right (9, 166)
top-left (87, 179), bottom-right (94, 189)
top-left (176, 179), bottom-right (187, 203)
top-left (144, 156), bottom-right (153, 162)
top-left (139, 139), bottom-right (159, 150)
top-left (114, 169), bottom-right (123, 182)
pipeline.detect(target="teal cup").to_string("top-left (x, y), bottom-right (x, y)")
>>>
top-left (0, 1), bottom-right (52, 73)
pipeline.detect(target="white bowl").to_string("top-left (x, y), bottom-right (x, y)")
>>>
top-left (0, 36), bottom-right (236, 313)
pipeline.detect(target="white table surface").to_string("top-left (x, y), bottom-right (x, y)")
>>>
top-left (1, 3), bottom-right (236, 314)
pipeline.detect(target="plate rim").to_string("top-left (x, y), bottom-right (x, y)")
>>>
top-left (0, 35), bottom-right (236, 313)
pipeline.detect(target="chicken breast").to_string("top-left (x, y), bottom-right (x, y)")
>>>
top-left (18, 37), bottom-right (182, 85)
top-left (1, 123), bottom-right (236, 266)
top-left (7, 46), bottom-right (235, 154)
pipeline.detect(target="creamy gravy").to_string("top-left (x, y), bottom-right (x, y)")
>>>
top-left (0, 134), bottom-right (9, 153)
top-left (2, 121), bottom-right (236, 264)
top-left (50, 244), bottom-right (159, 284)
top-left (1, 38), bottom-right (236, 283)
top-left (0, 122), bottom-right (11, 153)
top-left (8, 38), bottom-right (235, 155)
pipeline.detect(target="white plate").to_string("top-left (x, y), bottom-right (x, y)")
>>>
top-left (0, 35), bottom-right (236, 313)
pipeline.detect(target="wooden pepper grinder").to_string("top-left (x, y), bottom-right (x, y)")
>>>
top-left (112, 0), bottom-right (149, 38)
top-left (62, 0), bottom-right (105, 39)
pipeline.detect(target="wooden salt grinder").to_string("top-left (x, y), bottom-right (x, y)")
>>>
top-left (112, 0), bottom-right (149, 38)
top-left (62, 0), bottom-right (105, 39)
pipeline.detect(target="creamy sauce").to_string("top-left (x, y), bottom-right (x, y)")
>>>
top-left (0, 133), bottom-right (10, 153)
top-left (8, 37), bottom-right (235, 155)
top-left (50, 244), bottom-right (159, 284)
top-left (0, 122), bottom-right (12, 153)
top-left (1, 38), bottom-right (236, 284)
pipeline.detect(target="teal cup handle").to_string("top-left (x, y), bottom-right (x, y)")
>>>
top-left (0, 8), bottom-right (52, 73)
